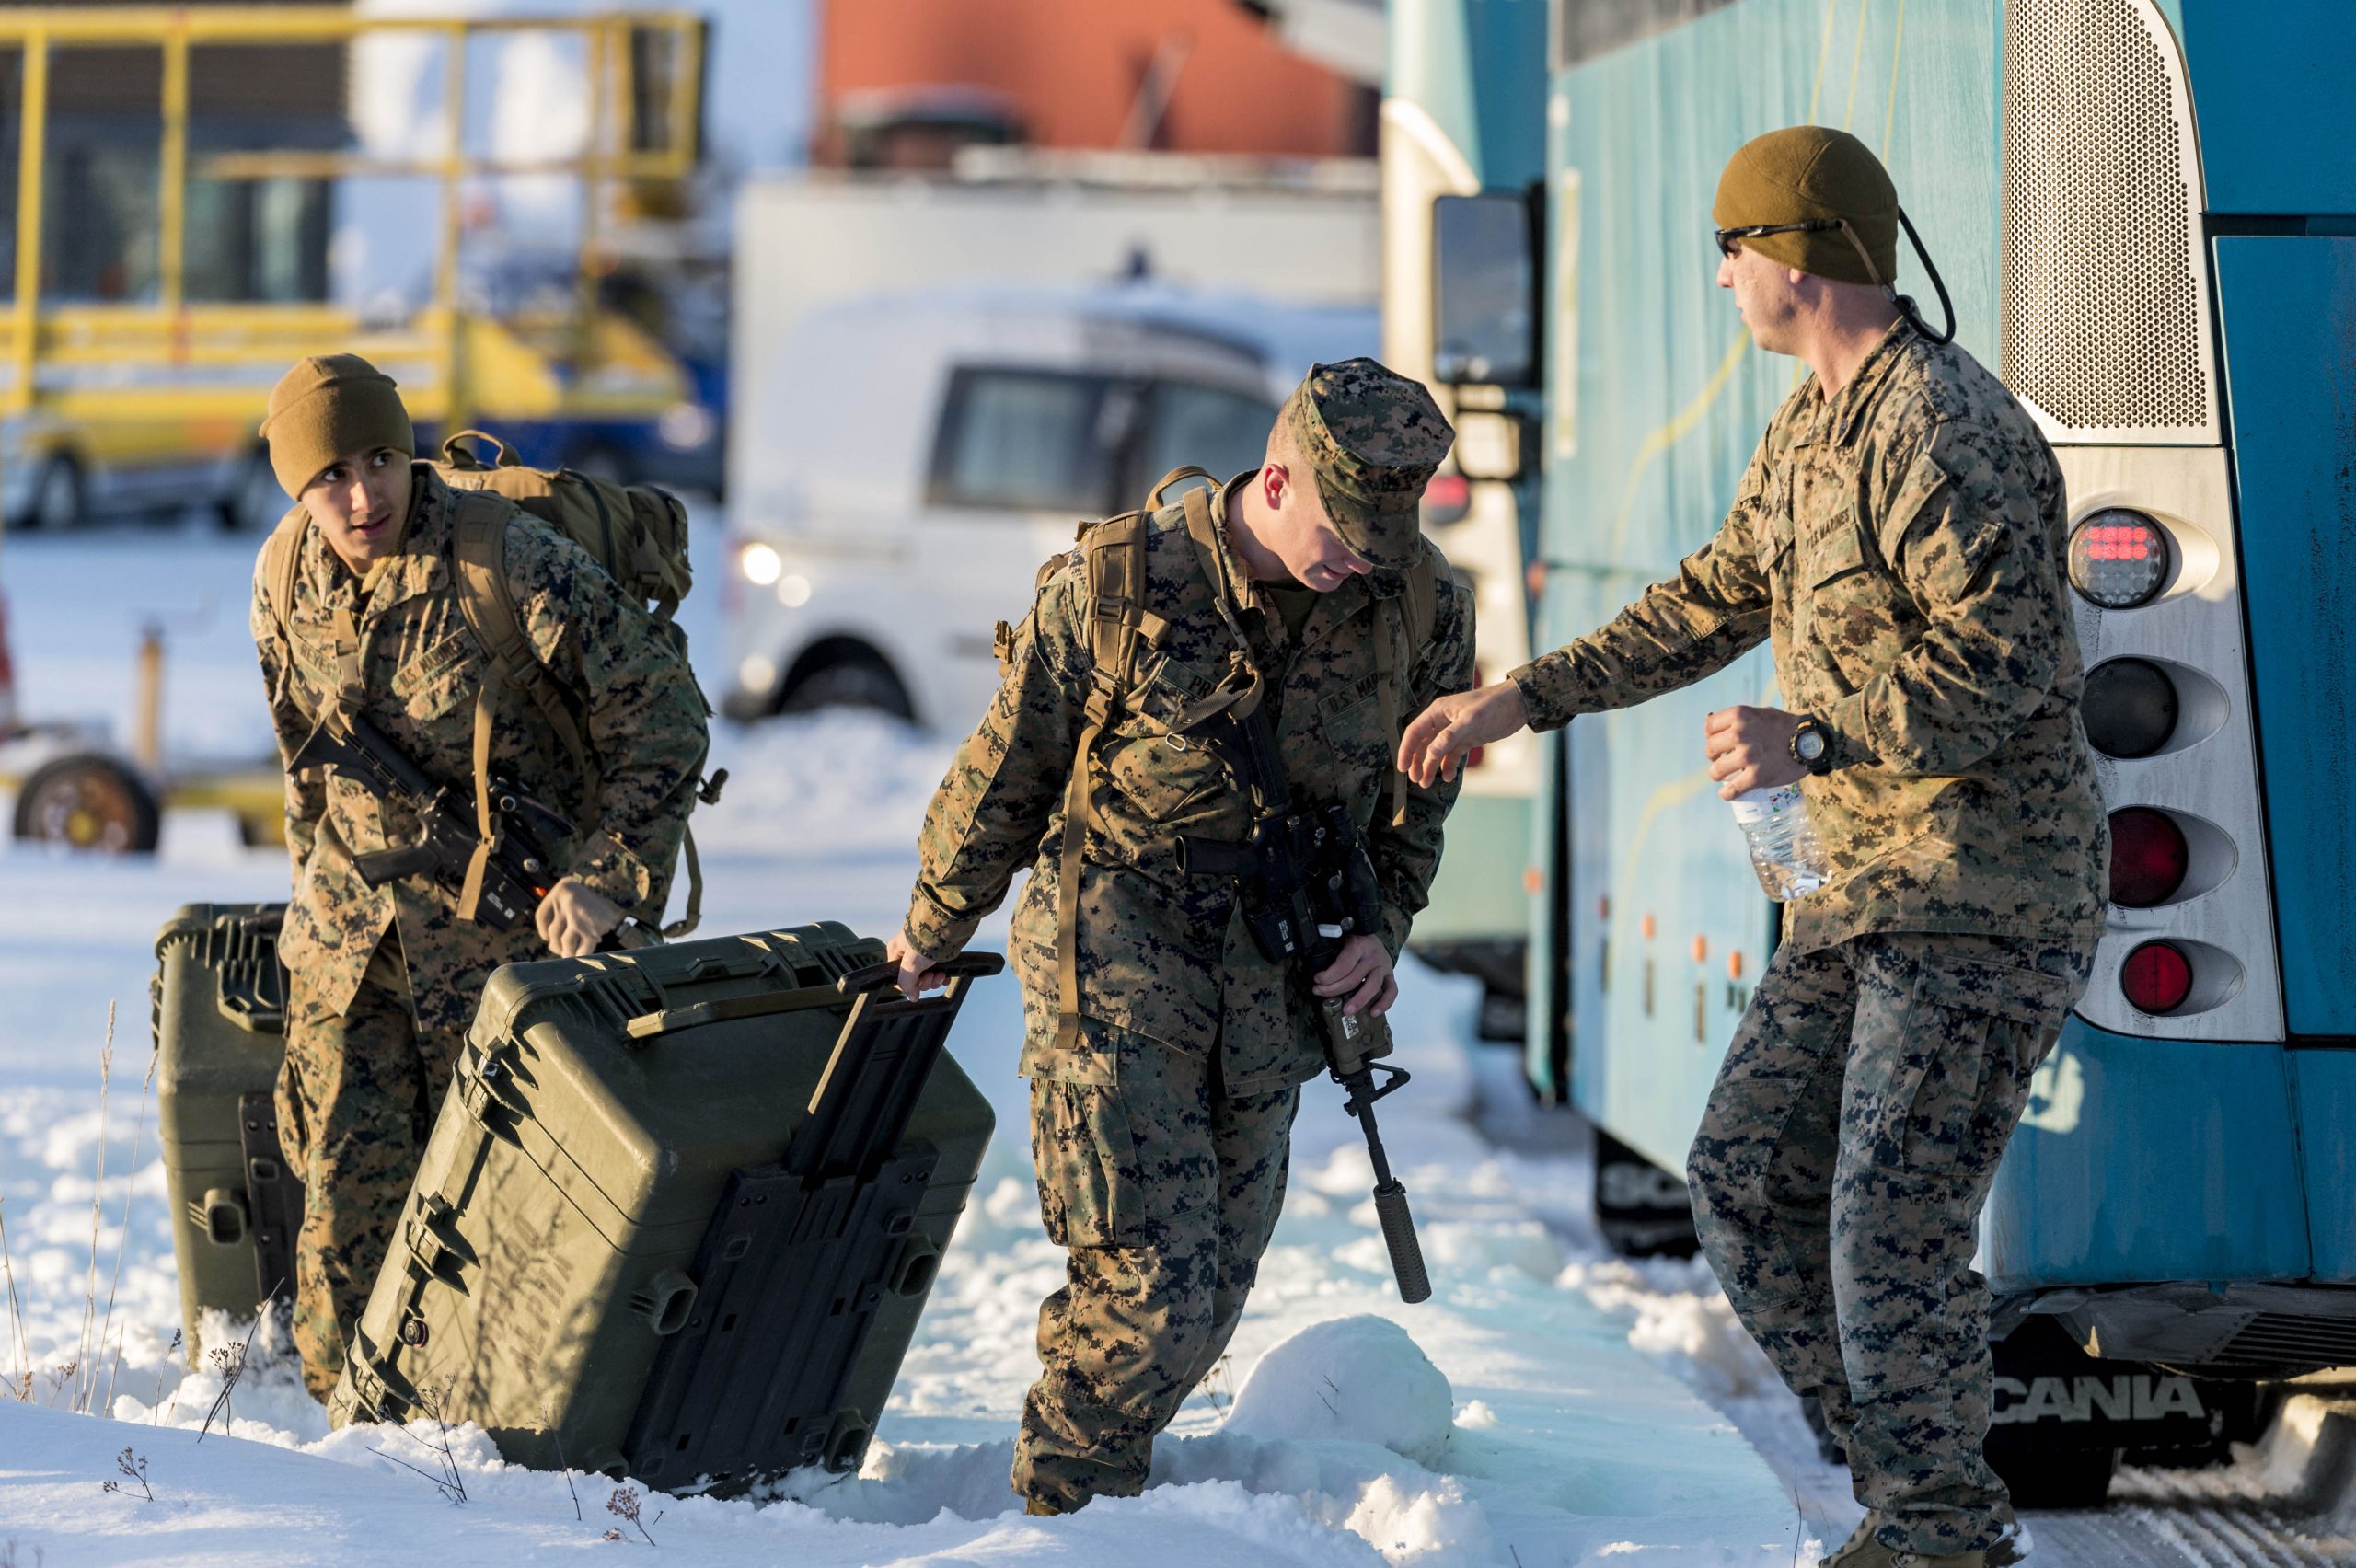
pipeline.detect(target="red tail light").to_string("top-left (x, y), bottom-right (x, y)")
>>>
top-left (2108, 807), bottom-right (2189, 907)
top-left (2121, 940), bottom-right (2193, 1013)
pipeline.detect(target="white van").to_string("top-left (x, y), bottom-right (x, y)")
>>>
top-left (719, 283), bottom-right (1381, 730)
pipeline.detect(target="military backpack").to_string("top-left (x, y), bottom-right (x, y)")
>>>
top-left (259, 431), bottom-right (715, 936)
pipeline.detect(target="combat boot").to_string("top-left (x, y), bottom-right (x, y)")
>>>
top-left (1820, 1529), bottom-right (1985, 1568)
top-left (1823, 1511), bottom-right (2018, 1568)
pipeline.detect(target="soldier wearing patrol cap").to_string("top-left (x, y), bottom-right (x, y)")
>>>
top-left (891, 358), bottom-right (1476, 1514)
top-left (1401, 129), bottom-right (2106, 1568)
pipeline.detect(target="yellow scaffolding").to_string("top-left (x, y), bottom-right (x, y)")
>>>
top-left (0, 6), bottom-right (706, 540)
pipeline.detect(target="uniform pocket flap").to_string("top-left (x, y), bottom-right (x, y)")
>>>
top-left (1911, 956), bottom-right (2075, 1029)
top-left (1804, 518), bottom-right (1869, 589)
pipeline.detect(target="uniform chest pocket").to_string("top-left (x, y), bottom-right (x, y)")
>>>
top-left (400, 633), bottom-right (487, 724)
top-left (1803, 514), bottom-right (1871, 591)
top-left (283, 622), bottom-right (345, 700)
top-left (1317, 674), bottom-right (1393, 776)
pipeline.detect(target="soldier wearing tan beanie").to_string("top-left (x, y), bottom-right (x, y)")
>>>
top-left (260, 354), bottom-right (414, 498)
top-left (1404, 126), bottom-right (2096, 1568)
top-left (247, 352), bottom-right (707, 1401)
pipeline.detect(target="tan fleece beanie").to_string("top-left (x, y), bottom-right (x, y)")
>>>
top-left (1712, 126), bottom-right (1900, 286)
top-left (259, 353), bottom-right (414, 498)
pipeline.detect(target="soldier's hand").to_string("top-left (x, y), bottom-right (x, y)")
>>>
top-left (537, 877), bottom-right (624, 958)
top-left (887, 928), bottom-right (952, 1000)
top-left (1704, 705), bottom-right (1807, 800)
top-left (1398, 681), bottom-right (1529, 789)
top-left (1314, 933), bottom-right (1398, 1018)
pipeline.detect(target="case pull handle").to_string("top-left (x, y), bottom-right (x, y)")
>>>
top-left (835, 952), bottom-right (1006, 997)
top-left (194, 1187), bottom-right (248, 1245)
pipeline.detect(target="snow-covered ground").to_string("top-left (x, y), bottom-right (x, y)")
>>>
top-left (0, 514), bottom-right (1818, 1565)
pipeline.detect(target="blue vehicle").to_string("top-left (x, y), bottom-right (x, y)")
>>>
top-left (1422, 0), bottom-right (2356, 1503)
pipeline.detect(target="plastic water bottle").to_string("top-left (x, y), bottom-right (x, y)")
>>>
top-left (1730, 784), bottom-right (1829, 902)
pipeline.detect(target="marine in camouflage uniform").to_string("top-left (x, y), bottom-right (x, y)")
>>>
top-left (898, 361), bottom-right (1473, 1513)
top-left (249, 357), bottom-right (707, 1398)
top-left (1409, 130), bottom-right (2107, 1566)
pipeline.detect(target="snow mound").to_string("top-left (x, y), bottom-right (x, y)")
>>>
top-left (1224, 1316), bottom-right (1454, 1470)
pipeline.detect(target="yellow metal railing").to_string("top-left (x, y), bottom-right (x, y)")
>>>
top-left (0, 6), bottom-right (704, 538)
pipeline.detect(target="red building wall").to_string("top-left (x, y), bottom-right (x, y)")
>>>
top-left (815, 0), bottom-right (1370, 161)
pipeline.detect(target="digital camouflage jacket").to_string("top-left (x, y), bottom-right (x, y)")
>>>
top-left (904, 482), bottom-right (1476, 1091)
top-left (1508, 321), bottom-right (2108, 951)
top-left (251, 466), bottom-right (708, 1036)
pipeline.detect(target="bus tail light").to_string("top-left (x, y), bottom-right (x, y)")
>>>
top-left (2084, 657), bottom-right (2179, 759)
top-left (2068, 509), bottom-right (2172, 609)
top-left (2108, 807), bottom-right (2189, 907)
top-left (2121, 940), bottom-right (2194, 1015)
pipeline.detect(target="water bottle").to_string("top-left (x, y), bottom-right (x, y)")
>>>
top-left (1729, 784), bottom-right (1830, 901)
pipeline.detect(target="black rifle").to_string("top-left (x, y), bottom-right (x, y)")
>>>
top-left (290, 707), bottom-right (655, 949)
top-left (1178, 676), bottom-right (1432, 1305)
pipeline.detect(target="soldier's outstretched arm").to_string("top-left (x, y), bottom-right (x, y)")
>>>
top-left (1368, 572), bottom-right (1478, 958)
top-left (900, 569), bottom-right (1088, 968)
top-left (506, 521), bottom-right (710, 916)
top-left (1504, 451), bottom-right (1776, 733)
top-left (1817, 422), bottom-right (2070, 775)
top-left (248, 565), bottom-right (323, 875)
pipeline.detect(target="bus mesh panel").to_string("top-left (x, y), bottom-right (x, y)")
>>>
top-left (2001, 0), bottom-right (2211, 432)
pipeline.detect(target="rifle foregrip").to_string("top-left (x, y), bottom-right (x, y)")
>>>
top-left (1373, 1180), bottom-right (1431, 1304)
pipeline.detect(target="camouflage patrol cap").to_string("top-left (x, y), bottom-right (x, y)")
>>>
top-left (1282, 358), bottom-right (1454, 570)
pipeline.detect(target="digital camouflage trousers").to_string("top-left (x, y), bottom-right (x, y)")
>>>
top-left (1686, 931), bottom-right (2092, 1558)
top-left (275, 936), bottom-right (465, 1401)
top-left (1016, 1021), bottom-right (1301, 1512)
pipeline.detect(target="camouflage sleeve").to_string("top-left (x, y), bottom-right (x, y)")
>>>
top-left (901, 566), bottom-right (1087, 960)
top-left (249, 560), bottom-right (322, 876)
top-left (1505, 445), bottom-right (1774, 731)
top-left (1369, 570), bottom-right (1476, 959)
top-left (504, 521), bottom-right (710, 914)
top-left (1819, 421), bottom-right (2071, 774)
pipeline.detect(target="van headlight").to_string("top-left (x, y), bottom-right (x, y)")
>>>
top-left (737, 541), bottom-right (782, 586)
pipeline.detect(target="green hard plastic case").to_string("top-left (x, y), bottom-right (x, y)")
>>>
top-left (153, 903), bottom-right (303, 1360)
top-left (327, 922), bottom-right (997, 1494)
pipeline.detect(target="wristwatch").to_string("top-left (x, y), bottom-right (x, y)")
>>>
top-left (1789, 716), bottom-right (1833, 776)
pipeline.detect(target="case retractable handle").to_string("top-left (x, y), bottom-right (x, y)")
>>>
top-left (835, 952), bottom-right (1005, 998)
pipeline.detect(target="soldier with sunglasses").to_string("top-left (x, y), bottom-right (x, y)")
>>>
top-left (1399, 127), bottom-right (2106, 1568)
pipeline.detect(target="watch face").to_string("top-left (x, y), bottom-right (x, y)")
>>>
top-left (1796, 728), bottom-right (1826, 762)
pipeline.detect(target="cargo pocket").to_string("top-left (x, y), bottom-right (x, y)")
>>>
top-left (1028, 1076), bottom-right (1147, 1248)
top-left (1860, 952), bottom-right (2077, 1174)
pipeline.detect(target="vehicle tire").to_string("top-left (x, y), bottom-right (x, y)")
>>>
top-left (1593, 1128), bottom-right (1701, 1259)
top-left (783, 654), bottom-right (915, 721)
top-left (220, 448), bottom-right (290, 532)
top-left (21, 455), bottom-right (86, 531)
top-left (12, 753), bottom-right (162, 854)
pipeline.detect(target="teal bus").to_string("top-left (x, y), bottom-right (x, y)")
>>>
top-left (1420, 0), bottom-right (2356, 1504)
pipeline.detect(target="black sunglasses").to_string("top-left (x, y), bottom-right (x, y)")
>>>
top-left (1714, 216), bottom-right (1892, 293)
top-left (1713, 218), bottom-right (1845, 259)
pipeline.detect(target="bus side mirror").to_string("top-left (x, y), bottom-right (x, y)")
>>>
top-left (1431, 190), bottom-right (1540, 389)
